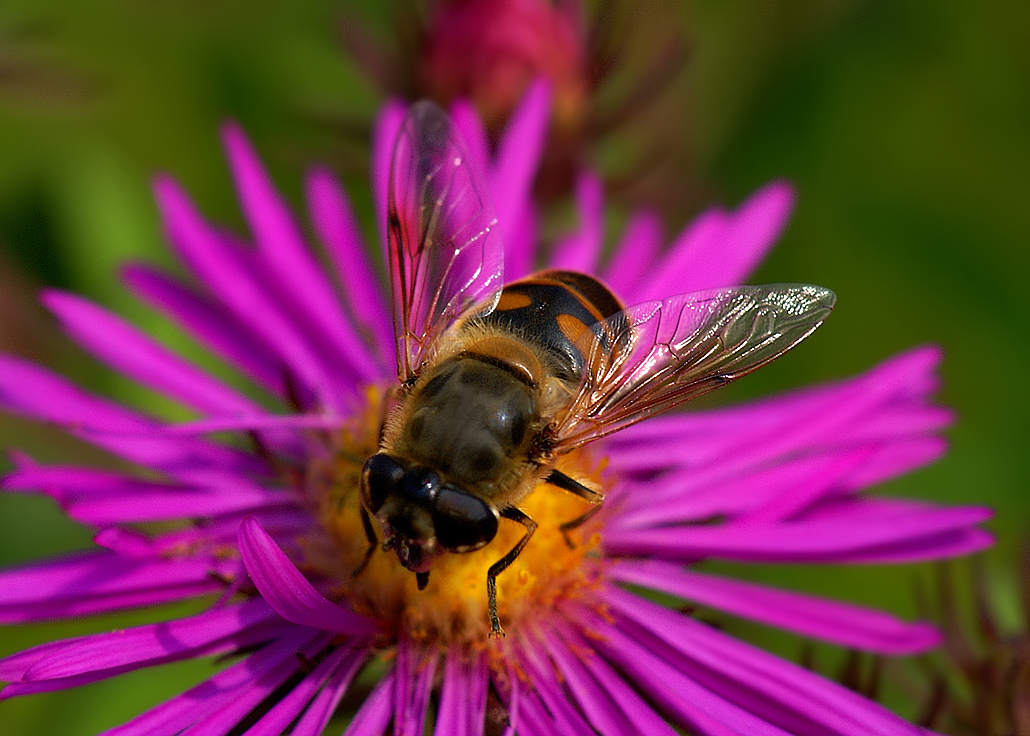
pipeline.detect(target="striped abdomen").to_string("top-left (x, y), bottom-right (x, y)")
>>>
top-left (477, 270), bottom-right (625, 386)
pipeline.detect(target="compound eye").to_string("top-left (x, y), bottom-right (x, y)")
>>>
top-left (402, 466), bottom-right (441, 505)
top-left (361, 453), bottom-right (405, 513)
top-left (432, 486), bottom-right (499, 551)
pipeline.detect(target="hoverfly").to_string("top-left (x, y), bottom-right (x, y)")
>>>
top-left (358, 102), bottom-right (835, 636)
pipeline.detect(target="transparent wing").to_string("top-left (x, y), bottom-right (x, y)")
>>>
top-left (387, 101), bottom-right (504, 381)
top-left (551, 284), bottom-right (836, 451)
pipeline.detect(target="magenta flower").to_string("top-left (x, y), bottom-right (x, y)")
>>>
top-left (419, 0), bottom-right (586, 133)
top-left (0, 83), bottom-right (991, 735)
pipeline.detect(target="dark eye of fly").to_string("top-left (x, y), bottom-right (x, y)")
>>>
top-left (402, 467), bottom-right (441, 505)
top-left (361, 453), bottom-right (405, 513)
top-left (432, 487), bottom-right (499, 550)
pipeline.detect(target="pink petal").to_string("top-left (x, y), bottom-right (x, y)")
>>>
top-left (4, 461), bottom-right (291, 526)
top-left (154, 177), bottom-right (349, 411)
top-left (238, 517), bottom-right (379, 636)
top-left (113, 625), bottom-right (323, 736)
top-left (608, 346), bottom-right (951, 527)
top-left (371, 99), bottom-right (406, 251)
top-left (589, 588), bottom-right (925, 735)
top-left (121, 264), bottom-right (285, 395)
top-left (94, 628), bottom-right (320, 736)
top-left (540, 625), bottom-right (679, 736)
top-left (342, 670), bottom-right (395, 736)
top-left (305, 168), bottom-right (393, 369)
top-left (43, 289), bottom-right (263, 417)
top-left (605, 502), bottom-right (992, 564)
top-left (434, 646), bottom-right (488, 736)
top-left (5, 599), bottom-right (280, 682)
top-left (449, 99), bottom-right (491, 187)
top-left (393, 637), bottom-right (439, 736)
top-left (514, 637), bottom-right (596, 736)
top-left (503, 200), bottom-right (538, 281)
top-left (627, 207), bottom-right (727, 303)
top-left (0, 356), bottom-right (263, 478)
top-left (611, 561), bottom-right (940, 654)
top-left (550, 172), bottom-right (604, 273)
top-left (290, 647), bottom-right (366, 736)
top-left (490, 78), bottom-right (550, 247)
top-left (641, 181), bottom-right (794, 300)
top-left (0, 550), bottom-right (232, 623)
top-left (160, 412), bottom-right (347, 435)
top-left (222, 124), bottom-right (380, 385)
top-left (603, 211), bottom-right (663, 296)
top-left (242, 644), bottom-right (365, 736)
top-left (613, 437), bottom-right (946, 529)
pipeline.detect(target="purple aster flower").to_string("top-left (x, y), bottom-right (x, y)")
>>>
top-left (0, 82), bottom-right (992, 735)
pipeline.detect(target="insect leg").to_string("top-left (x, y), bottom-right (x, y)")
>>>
top-left (487, 507), bottom-right (538, 637)
top-left (353, 507), bottom-right (378, 577)
top-left (546, 469), bottom-right (604, 503)
top-left (546, 469), bottom-right (605, 547)
top-left (558, 504), bottom-right (604, 549)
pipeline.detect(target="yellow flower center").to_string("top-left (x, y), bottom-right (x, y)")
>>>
top-left (303, 387), bottom-right (606, 644)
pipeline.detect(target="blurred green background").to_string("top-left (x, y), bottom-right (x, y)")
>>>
top-left (0, 0), bottom-right (1026, 733)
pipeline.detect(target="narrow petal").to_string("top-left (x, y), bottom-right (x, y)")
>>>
top-left (0, 551), bottom-right (231, 623)
top-left (449, 99), bottom-right (491, 186)
top-left (343, 670), bottom-right (395, 736)
top-left (394, 637), bottom-right (439, 736)
top-left (155, 177), bottom-right (348, 410)
top-left (595, 588), bottom-right (925, 735)
top-left (514, 636), bottom-right (596, 736)
top-left (434, 646), bottom-right (486, 736)
top-left (4, 598), bottom-right (280, 682)
top-left (491, 662), bottom-right (522, 736)
top-left (540, 625), bottom-right (678, 736)
top-left (174, 632), bottom-right (331, 736)
top-left (556, 610), bottom-right (797, 736)
top-left (4, 462), bottom-right (292, 525)
top-left (242, 644), bottom-right (365, 736)
top-left (111, 506), bottom-right (310, 557)
top-left (305, 168), bottom-right (393, 368)
top-left (222, 124), bottom-right (380, 384)
top-left (290, 646), bottom-right (367, 736)
top-left (608, 346), bottom-right (951, 527)
top-left (0, 355), bottom-right (264, 479)
top-left (490, 78), bottom-right (550, 245)
top-left (43, 289), bottom-right (263, 417)
top-left (613, 437), bottom-right (946, 529)
top-left (516, 692), bottom-right (566, 736)
top-left (641, 182), bottom-right (793, 299)
top-left (692, 181), bottom-right (795, 290)
top-left (605, 504), bottom-right (993, 563)
top-left (603, 211), bottom-right (663, 296)
top-left (238, 517), bottom-right (378, 636)
top-left (121, 264), bottom-right (285, 395)
top-left (502, 200), bottom-right (538, 281)
top-left (628, 207), bottom-right (727, 303)
top-left (613, 445), bottom-right (876, 527)
top-left (371, 99), bottom-right (406, 250)
top-left (611, 561), bottom-right (941, 654)
top-left (550, 172), bottom-right (604, 273)
top-left (95, 628), bottom-right (319, 736)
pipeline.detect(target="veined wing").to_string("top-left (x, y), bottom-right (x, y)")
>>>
top-left (387, 102), bottom-right (504, 381)
top-left (551, 284), bottom-right (836, 451)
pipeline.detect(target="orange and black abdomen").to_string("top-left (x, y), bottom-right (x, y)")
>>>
top-left (478, 270), bottom-right (625, 384)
